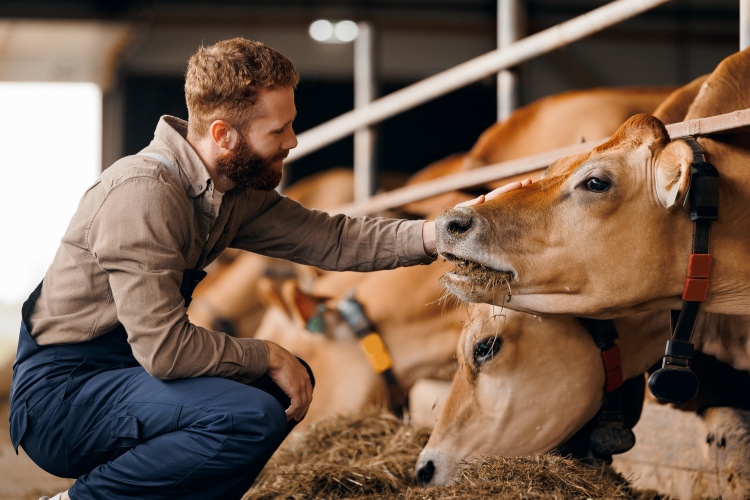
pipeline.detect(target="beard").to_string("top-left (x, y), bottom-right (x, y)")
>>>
top-left (215, 135), bottom-right (286, 191)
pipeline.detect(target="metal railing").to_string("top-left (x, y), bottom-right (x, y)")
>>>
top-left (287, 0), bottom-right (673, 163)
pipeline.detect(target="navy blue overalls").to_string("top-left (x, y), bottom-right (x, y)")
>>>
top-left (9, 279), bottom-right (313, 499)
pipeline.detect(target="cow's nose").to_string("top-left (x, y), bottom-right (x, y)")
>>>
top-left (416, 460), bottom-right (435, 485)
top-left (442, 208), bottom-right (475, 237)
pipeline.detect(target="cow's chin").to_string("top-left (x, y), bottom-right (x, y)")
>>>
top-left (440, 257), bottom-right (514, 305)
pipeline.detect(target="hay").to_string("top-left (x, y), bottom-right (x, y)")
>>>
top-left (244, 410), bottom-right (670, 500)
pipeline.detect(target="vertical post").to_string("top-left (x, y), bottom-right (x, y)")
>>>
top-left (354, 22), bottom-right (377, 202)
top-left (742, 0), bottom-right (750, 50)
top-left (497, 0), bottom-right (521, 122)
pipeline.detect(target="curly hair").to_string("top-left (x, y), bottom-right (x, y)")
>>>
top-left (185, 38), bottom-right (299, 139)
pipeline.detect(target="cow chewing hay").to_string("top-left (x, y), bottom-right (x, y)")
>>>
top-left (439, 259), bottom-right (514, 309)
top-left (243, 410), bottom-right (669, 500)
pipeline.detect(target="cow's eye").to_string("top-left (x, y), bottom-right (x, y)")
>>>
top-left (584, 177), bottom-right (610, 192)
top-left (473, 336), bottom-right (502, 366)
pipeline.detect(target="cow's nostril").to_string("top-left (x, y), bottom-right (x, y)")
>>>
top-left (446, 213), bottom-right (474, 237)
top-left (417, 460), bottom-right (435, 485)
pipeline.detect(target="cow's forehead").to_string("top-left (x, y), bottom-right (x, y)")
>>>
top-left (544, 151), bottom-right (591, 178)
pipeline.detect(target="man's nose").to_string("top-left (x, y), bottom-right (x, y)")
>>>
top-left (283, 129), bottom-right (298, 150)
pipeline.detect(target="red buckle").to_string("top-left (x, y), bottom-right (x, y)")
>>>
top-left (682, 254), bottom-right (712, 301)
top-left (601, 344), bottom-right (623, 392)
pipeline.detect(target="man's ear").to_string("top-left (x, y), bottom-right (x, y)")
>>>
top-left (209, 120), bottom-right (236, 150)
top-left (654, 139), bottom-right (692, 209)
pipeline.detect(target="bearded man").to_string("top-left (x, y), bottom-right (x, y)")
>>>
top-left (7, 37), bottom-right (445, 500)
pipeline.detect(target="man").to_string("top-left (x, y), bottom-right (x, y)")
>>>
top-left (10, 38), bottom-right (529, 499)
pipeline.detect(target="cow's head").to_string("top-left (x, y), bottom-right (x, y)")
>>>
top-left (415, 304), bottom-right (606, 486)
top-left (435, 114), bottom-right (696, 317)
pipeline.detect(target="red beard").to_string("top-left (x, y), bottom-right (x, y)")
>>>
top-left (216, 136), bottom-right (286, 191)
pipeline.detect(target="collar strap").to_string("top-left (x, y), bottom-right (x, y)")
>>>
top-left (337, 293), bottom-right (408, 417)
top-left (578, 318), bottom-right (623, 392)
top-left (576, 317), bottom-right (636, 456)
top-left (648, 136), bottom-right (719, 404)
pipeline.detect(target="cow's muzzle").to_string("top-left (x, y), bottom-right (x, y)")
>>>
top-left (435, 207), bottom-right (488, 254)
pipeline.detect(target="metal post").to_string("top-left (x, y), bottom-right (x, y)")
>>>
top-left (497, 0), bottom-right (521, 122)
top-left (288, 0), bottom-right (673, 163)
top-left (742, 0), bottom-right (750, 50)
top-left (354, 22), bottom-right (377, 202)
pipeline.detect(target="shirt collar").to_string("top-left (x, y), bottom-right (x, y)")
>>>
top-left (149, 115), bottom-right (214, 198)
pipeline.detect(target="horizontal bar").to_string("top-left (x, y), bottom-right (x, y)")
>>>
top-left (332, 107), bottom-right (750, 216)
top-left (287, 0), bottom-right (672, 162)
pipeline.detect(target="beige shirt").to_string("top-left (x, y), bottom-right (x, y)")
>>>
top-left (29, 116), bottom-right (434, 383)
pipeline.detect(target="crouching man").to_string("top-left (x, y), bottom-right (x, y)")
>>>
top-left (10, 38), bottom-right (440, 499)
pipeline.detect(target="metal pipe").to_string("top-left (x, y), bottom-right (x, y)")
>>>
top-left (288, 0), bottom-right (673, 163)
top-left (354, 22), bottom-right (377, 202)
top-left (332, 107), bottom-right (750, 216)
top-left (497, 0), bottom-right (521, 122)
top-left (742, 0), bottom-right (750, 50)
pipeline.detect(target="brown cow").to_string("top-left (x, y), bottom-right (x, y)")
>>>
top-left (250, 258), bottom-right (465, 428)
top-left (415, 304), bottom-right (750, 488)
top-left (435, 48), bottom-right (750, 319)
top-left (187, 168), bottom-right (355, 335)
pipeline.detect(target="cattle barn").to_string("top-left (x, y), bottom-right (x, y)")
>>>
top-left (1, 1), bottom-right (749, 499)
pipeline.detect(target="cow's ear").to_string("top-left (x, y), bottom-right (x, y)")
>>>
top-left (654, 140), bottom-right (692, 209)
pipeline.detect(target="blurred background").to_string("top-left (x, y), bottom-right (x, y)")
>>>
top-left (0, 0), bottom-right (743, 354)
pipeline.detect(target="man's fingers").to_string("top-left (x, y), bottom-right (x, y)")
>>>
top-left (485, 178), bottom-right (533, 202)
top-left (454, 194), bottom-right (485, 208)
top-left (452, 178), bottom-right (533, 209)
top-left (284, 376), bottom-right (313, 421)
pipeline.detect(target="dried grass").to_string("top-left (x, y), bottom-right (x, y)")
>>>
top-left (243, 410), bottom-right (669, 500)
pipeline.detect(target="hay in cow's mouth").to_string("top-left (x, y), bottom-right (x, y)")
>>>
top-left (244, 409), bottom-right (667, 499)
top-left (440, 253), bottom-right (513, 301)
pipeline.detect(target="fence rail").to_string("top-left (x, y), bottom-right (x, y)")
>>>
top-left (287, 0), bottom-right (673, 163)
top-left (332, 107), bottom-right (750, 216)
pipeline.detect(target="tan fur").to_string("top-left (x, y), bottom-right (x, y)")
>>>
top-left (417, 303), bottom-right (749, 487)
top-left (436, 48), bottom-right (750, 319)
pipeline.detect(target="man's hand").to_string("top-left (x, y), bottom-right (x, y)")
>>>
top-left (454, 178), bottom-right (533, 208)
top-left (264, 340), bottom-right (313, 421)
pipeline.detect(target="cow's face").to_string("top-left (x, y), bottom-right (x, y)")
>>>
top-left (415, 304), bottom-right (604, 486)
top-left (435, 114), bottom-right (695, 317)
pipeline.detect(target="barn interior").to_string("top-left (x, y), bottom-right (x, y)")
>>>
top-left (1, 1), bottom-right (748, 498)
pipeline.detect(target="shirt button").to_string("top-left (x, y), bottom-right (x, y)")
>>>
top-left (197, 184), bottom-right (202, 190)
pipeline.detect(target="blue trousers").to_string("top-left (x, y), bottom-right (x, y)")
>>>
top-left (10, 285), bottom-right (312, 499)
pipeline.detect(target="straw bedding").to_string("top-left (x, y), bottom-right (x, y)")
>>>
top-left (243, 410), bottom-right (669, 500)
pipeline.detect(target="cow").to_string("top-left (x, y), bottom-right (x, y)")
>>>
top-left (435, 48), bottom-right (750, 320)
top-left (187, 168), bottom-right (355, 336)
top-left (250, 257), bottom-right (466, 428)
top-left (415, 304), bottom-right (750, 488)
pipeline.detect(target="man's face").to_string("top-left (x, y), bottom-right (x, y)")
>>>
top-left (216, 86), bottom-right (298, 191)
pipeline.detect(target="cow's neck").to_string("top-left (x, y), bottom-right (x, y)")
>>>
top-left (695, 137), bottom-right (750, 316)
top-left (613, 310), bottom-right (750, 379)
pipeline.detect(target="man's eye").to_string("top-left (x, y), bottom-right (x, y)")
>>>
top-left (473, 336), bottom-right (502, 366)
top-left (584, 177), bottom-right (610, 192)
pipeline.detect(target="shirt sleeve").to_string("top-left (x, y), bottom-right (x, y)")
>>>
top-left (232, 191), bottom-right (436, 271)
top-left (87, 175), bottom-right (268, 383)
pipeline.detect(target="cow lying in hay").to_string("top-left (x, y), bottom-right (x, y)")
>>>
top-left (249, 249), bottom-right (465, 428)
top-left (415, 303), bottom-right (750, 498)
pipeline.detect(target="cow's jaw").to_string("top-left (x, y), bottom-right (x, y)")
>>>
top-left (439, 254), bottom-right (516, 304)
